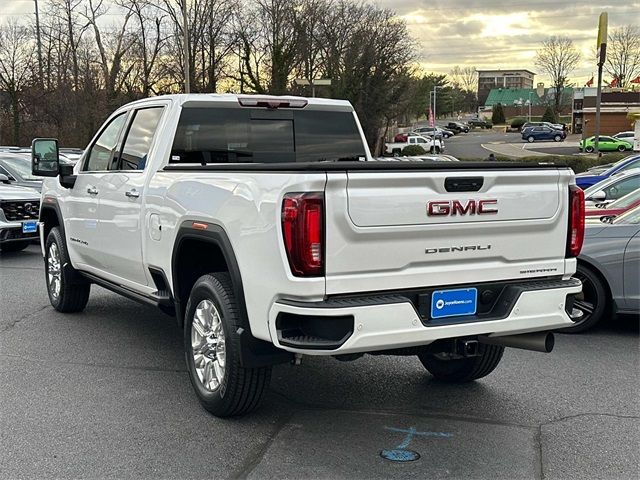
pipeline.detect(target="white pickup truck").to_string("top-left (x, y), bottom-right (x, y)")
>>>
top-left (385, 134), bottom-right (444, 156)
top-left (32, 94), bottom-right (584, 417)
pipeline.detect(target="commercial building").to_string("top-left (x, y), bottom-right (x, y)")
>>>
top-left (572, 89), bottom-right (640, 136)
top-left (477, 69), bottom-right (535, 105)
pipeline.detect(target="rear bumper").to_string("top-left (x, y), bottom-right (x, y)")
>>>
top-left (267, 278), bottom-right (582, 355)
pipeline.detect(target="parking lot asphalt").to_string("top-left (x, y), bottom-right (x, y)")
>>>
top-left (1, 245), bottom-right (639, 479)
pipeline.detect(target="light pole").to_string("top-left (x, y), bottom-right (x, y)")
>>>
top-left (432, 86), bottom-right (443, 150)
top-left (182, 0), bottom-right (190, 93)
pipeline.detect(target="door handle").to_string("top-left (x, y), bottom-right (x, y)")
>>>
top-left (87, 186), bottom-right (98, 195)
top-left (125, 189), bottom-right (140, 198)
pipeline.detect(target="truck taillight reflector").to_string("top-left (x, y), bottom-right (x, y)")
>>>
top-left (567, 185), bottom-right (585, 258)
top-left (282, 193), bottom-right (324, 277)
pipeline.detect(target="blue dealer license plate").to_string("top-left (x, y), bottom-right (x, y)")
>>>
top-left (431, 288), bottom-right (477, 319)
top-left (22, 221), bottom-right (38, 234)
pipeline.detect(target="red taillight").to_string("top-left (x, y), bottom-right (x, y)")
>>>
top-left (567, 185), bottom-right (585, 257)
top-left (282, 193), bottom-right (324, 276)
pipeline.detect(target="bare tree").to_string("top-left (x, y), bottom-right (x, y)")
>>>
top-left (605, 25), bottom-right (640, 88)
top-left (0, 21), bottom-right (35, 144)
top-left (535, 36), bottom-right (580, 112)
top-left (449, 65), bottom-right (477, 93)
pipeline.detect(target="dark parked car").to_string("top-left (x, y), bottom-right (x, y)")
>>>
top-left (566, 205), bottom-right (640, 332)
top-left (467, 118), bottom-right (492, 129)
top-left (413, 126), bottom-right (454, 139)
top-left (446, 122), bottom-right (469, 134)
top-left (521, 126), bottom-right (566, 143)
top-left (0, 153), bottom-right (43, 192)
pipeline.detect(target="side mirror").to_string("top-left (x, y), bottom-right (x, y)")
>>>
top-left (32, 138), bottom-right (60, 177)
top-left (0, 173), bottom-right (10, 184)
top-left (589, 190), bottom-right (607, 201)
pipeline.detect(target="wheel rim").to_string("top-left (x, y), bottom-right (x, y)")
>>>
top-left (191, 299), bottom-right (226, 391)
top-left (47, 242), bottom-right (62, 299)
top-left (572, 271), bottom-right (597, 327)
top-left (528, 137), bottom-right (534, 142)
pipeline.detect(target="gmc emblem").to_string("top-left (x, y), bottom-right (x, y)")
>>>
top-left (427, 199), bottom-right (498, 216)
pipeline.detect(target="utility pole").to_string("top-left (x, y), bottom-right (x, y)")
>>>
top-left (594, 12), bottom-right (608, 155)
top-left (34, 0), bottom-right (44, 84)
top-left (182, 0), bottom-right (190, 93)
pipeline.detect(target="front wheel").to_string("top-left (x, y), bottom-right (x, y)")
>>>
top-left (561, 264), bottom-right (608, 333)
top-left (585, 145), bottom-right (594, 153)
top-left (184, 273), bottom-right (271, 417)
top-left (45, 227), bottom-right (91, 312)
top-left (618, 145), bottom-right (627, 152)
top-left (417, 343), bottom-right (504, 382)
top-left (554, 135), bottom-right (561, 142)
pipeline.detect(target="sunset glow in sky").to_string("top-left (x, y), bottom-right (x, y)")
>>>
top-left (2, 0), bottom-right (640, 86)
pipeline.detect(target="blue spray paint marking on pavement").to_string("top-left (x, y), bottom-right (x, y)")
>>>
top-left (380, 426), bottom-right (453, 462)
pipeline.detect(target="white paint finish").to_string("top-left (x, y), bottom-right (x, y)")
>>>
top-left (268, 282), bottom-right (582, 355)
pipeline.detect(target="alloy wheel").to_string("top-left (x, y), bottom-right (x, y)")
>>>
top-left (47, 242), bottom-right (62, 299)
top-left (191, 299), bottom-right (226, 391)
top-left (571, 270), bottom-right (596, 327)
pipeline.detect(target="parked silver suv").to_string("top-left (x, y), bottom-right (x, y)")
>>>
top-left (0, 183), bottom-right (40, 252)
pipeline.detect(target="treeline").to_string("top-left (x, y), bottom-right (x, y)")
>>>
top-left (0, 0), bottom-right (478, 152)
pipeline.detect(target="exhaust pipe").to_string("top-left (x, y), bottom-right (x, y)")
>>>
top-left (478, 332), bottom-right (554, 353)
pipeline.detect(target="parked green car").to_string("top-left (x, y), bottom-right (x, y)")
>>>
top-left (580, 136), bottom-right (633, 153)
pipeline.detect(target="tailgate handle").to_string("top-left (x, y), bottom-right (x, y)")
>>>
top-left (445, 177), bottom-right (483, 192)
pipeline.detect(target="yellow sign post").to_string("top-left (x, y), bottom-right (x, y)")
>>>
top-left (594, 12), bottom-right (608, 154)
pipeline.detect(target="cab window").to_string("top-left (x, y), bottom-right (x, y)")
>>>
top-left (116, 107), bottom-right (164, 171)
top-left (84, 113), bottom-right (128, 171)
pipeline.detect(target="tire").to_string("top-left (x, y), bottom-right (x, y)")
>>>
top-left (45, 227), bottom-right (91, 313)
top-left (527, 136), bottom-right (535, 143)
top-left (560, 264), bottom-right (608, 333)
top-left (417, 343), bottom-right (504, 383)
top-left (184, 273), bottom-right (271, 417)
top-left (554, 135), bottom-right (561, 142)
top-left (392, 149), bottom-right (400, 157)
top-left (0, 241), bottom-right (30, 253)
top-left (618, 145), bottom-right (626, 152)
top-left (585, 145), bottom-right (594, 153)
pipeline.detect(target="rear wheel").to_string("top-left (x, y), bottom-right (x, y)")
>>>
top-left (561, 264), bottom-right (608, 333)
top-left (45, 227), bottom-right (91, 312)
top-left (527, 136), bottom-right (535, 143)
top-left (0, 241), bottom-right (30, 253)
top-left (417, 343), bottom-right (504, 382)
top-left (184, 273), bottom-right (271, 417)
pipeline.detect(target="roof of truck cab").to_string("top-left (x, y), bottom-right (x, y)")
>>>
top-left (119, 93), bottom-right (354, 110)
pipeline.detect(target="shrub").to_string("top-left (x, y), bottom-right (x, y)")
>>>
top-left (492, 104), bottom-right (506, 124)
top-left (401, 145), bottom-right (427, 156)
top-left (541, 106), bottom-right (557, 123)
top-left (511, 118), bottom-right (526, 129)
top-left (479, 154), bottom-right (623, 173)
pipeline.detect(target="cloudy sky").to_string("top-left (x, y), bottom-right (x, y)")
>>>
top-left (3, 0), bottom-right (640, 86)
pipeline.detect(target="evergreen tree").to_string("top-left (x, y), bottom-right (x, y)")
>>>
top-left (491, 103), bottom-right (505, 124)
top-left (541, 106), bottom-right (557, 123)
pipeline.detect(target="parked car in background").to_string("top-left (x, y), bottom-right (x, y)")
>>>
top-left (385, 134), bottom-right (444, 155)
top-left (575, 154), bottom-right (640, 189)
top-left (585, 188), bottom-right (640, 221)
top-left (521, 126), bottom-right (566, 143)
top-left (413, 126), bottom-right (455, 139)
top-left (566, 205), bottom-right (640, 332)
top-left (613, 131), bottom-right (635, 141)
top-left (446, 122), bottom-right (469, 134)
top-left (579, 136), bottom-right (633, 153)
top-left (0, 153), bottom-right (44, 192)
top-left (0, 183), bottom-right (40, 252)
top-left (522, 121), bottom-right (564, 131)
top-left (583, 169), bottom-right (640, 207)
top-left (468, 118), bottom-right (492, 129)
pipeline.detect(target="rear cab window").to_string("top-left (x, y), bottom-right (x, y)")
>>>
top-left (170, 106), bottom-right (366, 164)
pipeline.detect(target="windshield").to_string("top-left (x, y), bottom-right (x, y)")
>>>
top-left (613, 205), bottom-right (640, 224)
top-left (605, 188), bottom-right (640, 209)
top-left (171, 107), bottom-right (367, 164)
top-left (0, 155), bottom-right (40, 181)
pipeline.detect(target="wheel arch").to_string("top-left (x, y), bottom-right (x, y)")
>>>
top-left (171, 221), bottom-right (292, 367)
top-left (576, 258), bottom-right (615, 310)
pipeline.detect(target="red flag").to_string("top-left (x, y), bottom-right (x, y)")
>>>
top-left (585, 76), bottom-right (594, 87)
top-left (609, 77), bottom-right (619, 87)
top-left (631, 75), bottom-right (640, 84)
top-left (428, 107), bottom-right (434, 127)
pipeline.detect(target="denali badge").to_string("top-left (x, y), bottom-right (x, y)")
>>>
top-left (427, 199), bottom-right (498, 216)
top-left (425, 245), bottom-right (491, 254)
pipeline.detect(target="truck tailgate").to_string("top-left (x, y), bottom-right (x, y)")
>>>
top-left (325, 168), bottom-right (570, 295)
